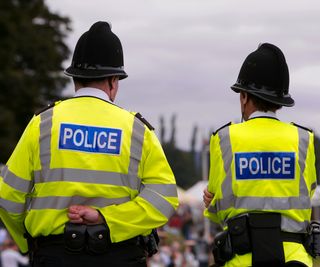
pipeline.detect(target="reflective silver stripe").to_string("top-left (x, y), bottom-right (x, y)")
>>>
top-left (30, 196), bottom-right (130, 210)
top-left (1, 165), bottom-right (33, 193)
top-left (40, 108), bottom-right (54, 178)
top-left (209, 125), bottom-right (312, 231)
top-left (139, 188), bottom-right (175, 219)
top-left (144, 184), bottom-right (177, 197)
top-left (34, 169), bottom-right (140, 190)
top-left (281, 216), bottom-right (309, 233)
top-left (208, 194), bottom-right (311, 212)
top-left (0, 198), bottom-right (26, 214)
top-left (128, 118), bottom-right (145, 191)
top-left (297, 127), bottom-right (310, 199)
top-left (219, 127), bottom-right (234, 206)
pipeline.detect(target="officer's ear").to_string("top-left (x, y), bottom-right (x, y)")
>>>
top-left (108, 76), bottom-right (119, 102)
top-left (240, 91), bottom-right (248, 105)
top-left (107, 76), bottom-right (119, 90)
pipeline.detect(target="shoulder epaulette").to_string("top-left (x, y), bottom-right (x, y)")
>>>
top-left (212, 122), bottom-right (232, 136)
top-left (291, 122), bottom-right (313, 133)
top-left (135, 112), bottom-right (155, 130)
top-left (34, 102), bottom-right (56, 115)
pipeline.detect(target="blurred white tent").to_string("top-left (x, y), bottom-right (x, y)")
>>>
top-left (184, 180), bottom-right (208, 205)
top-left (177, 186), bottom-right (198, 204)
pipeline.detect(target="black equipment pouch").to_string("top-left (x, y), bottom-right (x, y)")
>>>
top-left (147, 229), bottom-right (160, 257)
top-left (305, 221), bottom-right (320, 258)
top-left (248, 213), bottom-right (285, 267)
top-left (86, 224), bottom-right (111, 254)
top-left (64, 222), bottom-right (87, 253)
top-left (140, 229), bottom-right (159, 257)
top-left (212, 230), bottom-right (234, 266)
top-left (227, 214), bottom-right (251, 255)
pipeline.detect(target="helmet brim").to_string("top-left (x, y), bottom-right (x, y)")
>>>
top-left (64, 67), bottom-right (128, 80)
top-left (231, 83), bottom-right (295, 107)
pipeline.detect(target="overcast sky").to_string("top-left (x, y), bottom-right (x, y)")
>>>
top-left (46, 0), bottom-right (320, 150)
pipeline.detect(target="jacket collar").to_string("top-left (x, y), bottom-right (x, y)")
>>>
top-left (248, 111), bottom-right (278, 120)
top-left (74, 87), bottom-right (110, 102)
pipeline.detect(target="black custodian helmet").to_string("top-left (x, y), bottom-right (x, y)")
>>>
top-left (231, 43), bottom-right (294, 107)
top-left (64, 21), bottom-right (127, 79)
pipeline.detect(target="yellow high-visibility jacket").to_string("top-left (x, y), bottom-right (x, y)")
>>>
top-left (0, 96), bottom-right (178, 253)
top-left (204, 117), bottom-right (317, 267)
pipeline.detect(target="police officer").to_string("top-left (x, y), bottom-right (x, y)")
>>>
top-left (203, 43), bottom-right (317, 267)
top-left (0, 21), bottom-right (178, 267)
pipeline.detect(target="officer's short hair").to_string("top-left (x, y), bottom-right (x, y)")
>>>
top-left (248, 93), bottom-right (282, 112)
top-left (73, 76), bottom-right (112, 87)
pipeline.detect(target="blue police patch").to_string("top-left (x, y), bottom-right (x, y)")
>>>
top-left (235, 152), bottom-right (295, 180)
top-left (59, 123), bottom-right (122, 155)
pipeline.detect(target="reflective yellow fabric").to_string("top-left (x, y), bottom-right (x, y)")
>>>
top-left (204, 118), bottom-right (316, 266)
top-left (0, 96), bottom-right (178, 253)
top-left (0, 117), bottom-right (38, 252)
top-left (223, 242), bottom-right (313, 267)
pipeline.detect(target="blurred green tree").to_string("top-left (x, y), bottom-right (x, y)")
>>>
top-left (0, 0), bottom-right (71, 163)
top-left (161, 115), bottom-right (201, 189)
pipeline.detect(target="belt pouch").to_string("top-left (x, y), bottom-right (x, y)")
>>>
top-left (227, 215), bottom-right (251, 255)
top-left (212, 231), bottom-right (234, 266)
top-left (305, 221), bottom-right (320, 258)
top-left (86, 224), bottom-right (110, 254)
top-left (248, 213), bottom-right (285, 267)
top-left (64, 222), bottom-right (86, 253)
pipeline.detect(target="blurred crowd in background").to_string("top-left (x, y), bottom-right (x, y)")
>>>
top-left (0, 227), bottom-right (29, 267)
top-left (148, 203), bottom-right (216, 267)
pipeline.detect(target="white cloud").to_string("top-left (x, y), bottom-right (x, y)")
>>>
top-left (292, 65), bottom-right (320, 89)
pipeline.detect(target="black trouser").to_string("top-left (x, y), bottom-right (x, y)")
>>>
top-left (31, 239), bottom-right (147, 267)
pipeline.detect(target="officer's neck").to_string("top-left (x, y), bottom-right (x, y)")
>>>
top-left (74, 80), bottom-right (107, 93)
top-left (244, 107), bottom-right (277, 121)
top-left (74, 80), bottom-right (115, 102)
top-left (248, 110), bottom-right (277, 120)
top-left (242, 100), bottom-right (257, 121)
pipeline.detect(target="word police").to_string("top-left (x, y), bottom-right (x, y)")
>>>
top-left (235, 152), bottom-right (295, 180)
top-left (59, 123), bottom-right (122, 154)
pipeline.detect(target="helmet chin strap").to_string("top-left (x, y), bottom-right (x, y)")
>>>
top-left (241, 111), bottom-right (245, 122)
top-left (241, 99), bottom-right (247, 122)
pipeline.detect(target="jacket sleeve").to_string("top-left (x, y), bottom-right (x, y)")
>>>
top-left (314, 132), bottom-right (320, 185)
top-left (203, 133), bottom-right (225, 224)
top-left (99, 124), bottom-right (178, 243)
top-left (307, 132), bottom-right (317, 197)
top-left (0, 116), bottom-right (38, 253)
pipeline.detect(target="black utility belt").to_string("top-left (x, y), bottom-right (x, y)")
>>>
top-left (213, 213), bottom-right (308, 267)
top-left (30, 223), bottom-right (160, 257)
top-left (33, 223), bottom-right (138, 255)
